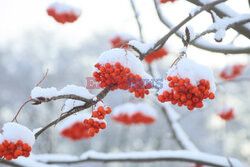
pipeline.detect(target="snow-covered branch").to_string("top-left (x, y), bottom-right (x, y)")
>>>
top-left (185, 0), bottom-right (250, 39)
top-left (153, 0), bottom-right (250, 54)
top-left (190, 15), bottom-right (250, 43)
top-left (33, 150), bottom-right (245, 167)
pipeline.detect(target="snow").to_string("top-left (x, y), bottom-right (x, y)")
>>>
top-left (179, 47), bottom-right (187, 55)
top-left (31, 87), bottom-right (57, 99)
top-left (32, 153), bottom-right (78, 163)
top-left (214, 29), bottom-right (225, 41)
top-left (58, 85), bottom-right (93, 98)
top-left (48, 2), bottom-right (81, 16)
top-left (128, 40), bottom-right (155, 54)
top-left (2, 122), bottom-right (35, 146)
top-left (31, 85), bottom-right (94, 100)
top-left (189, 6), bottom-right (201, 17)
top-left (158, 57), bottom-right (216, 95)
top-left (33, 127), bottom-right (42, 134)
top-left (208, 14), bottom-right (250, 33)
top-left (112, 102), bottom-right (157, 118)
top-left (31, 150), bottom-right (245, 167)
top-left (95, 48), bottom-right (152, 79)
top-left (13, 155), bottom-right (59, 167)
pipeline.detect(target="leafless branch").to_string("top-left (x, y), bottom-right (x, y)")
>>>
top-left (153, 0), bottom-right (250, 54)
top-left (32, 94), bottom-right (90, 104)
top-left (185, 0), bottom-right (250, 39)
top-left (34, 89), bottom-right (110, 139)
top-left (130, 0), bottom-right (144, 42)
top-left (190, 18), bottom-right (250, 43)
top-left (35, 150), bottom-right (243, 167)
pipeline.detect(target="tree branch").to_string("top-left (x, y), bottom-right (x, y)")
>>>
top-left (130, 0), bottom-right (144, 42)
top-left (153, 0), bottom-right (250, 54)
top-left (185, 0), bottom-right (250, 39)
top-left (34, 150), bottom-right (245, 167)
top-left (190, 17), bottom-right (250, 43)
top-left (34, 89), bottom-right (110, 139)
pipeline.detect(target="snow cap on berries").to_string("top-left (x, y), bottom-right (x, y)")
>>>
top-left (48, 2), bottom-right (81, 15)
top-left (159, 57), bottom-right (216, 95)
top-left (2, 122), bottom-right (35, 147)
top-left (95, 48), bottom-right (152, 80)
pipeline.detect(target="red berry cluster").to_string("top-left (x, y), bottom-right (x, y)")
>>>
top-left (160, 0), bottom-right (175, 3)
top-left (93, 62), bottom-right (151, 98)
top-left (112, 112), bottom-right (155, 125)
top-left (47, 8), bottom-right (79, 24)
top-left (110, 36), bottom-right (130, 48)
top-left (220, 65), bottom-right (245, 80)
top-left (144, 47), bottom-right (168, 64)
top-left (158, 76), bottom-right (215, 110)
top-left (218, 108), bottom-right (234, 121)
top-left (92, 106), bottom-right (112, 120)
top-left (0, 140), bottom-right (32, 161)
top-left (61, 122), bottom-right (89, 141)
top-left (83, 118), bottom-right (107, 137)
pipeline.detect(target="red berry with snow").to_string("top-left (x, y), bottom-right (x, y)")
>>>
top-left (144, 47), bottom-right (168, 64)
top-left (0, 123), bottom-right (35, 161)
top-left (111, 103), bottom-right (157, 125)
top-left (61, 122), bottom-right (90, 141)
top-left (47, 2), bottom-right (81, 24)
top-left (220, 64), bottom-right (246, 80)
top-left (218, 106), bottom-right (235, 121)
top-left (93, 49), bottom-right (152, 98)
top-left (158, 58), bottom-right (216, 110)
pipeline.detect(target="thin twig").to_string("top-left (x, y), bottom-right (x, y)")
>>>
top-left (34, 89), bottom-right (110, 139)
top-left (130, 0), bottom-right (144, 42)
top-left (36, 69), bottom-right (49, 87)
top-left (11, 99), bottom-right (32, 122)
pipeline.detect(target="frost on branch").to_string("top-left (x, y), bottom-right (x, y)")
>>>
top-left (220, 64), bottom-right (246, 80)
top-left (31, 85), bottom-right (94, 110)
top-left (218, 105), bottom-right (235, 121)
top-left (207, 14), bottom-right (250, 42)
top-left (112, 102), bottom-right (157, 125)
top-left (0, 122), bottom-right (35, 161)
top-left (47, 2), bottom-right (81, 24)
top-left (158, 57), bottom-right (216, 110)
top-left (93, 48), bottom-right (152, 98)
top-left (110, 33), bottom-right (135, 48)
